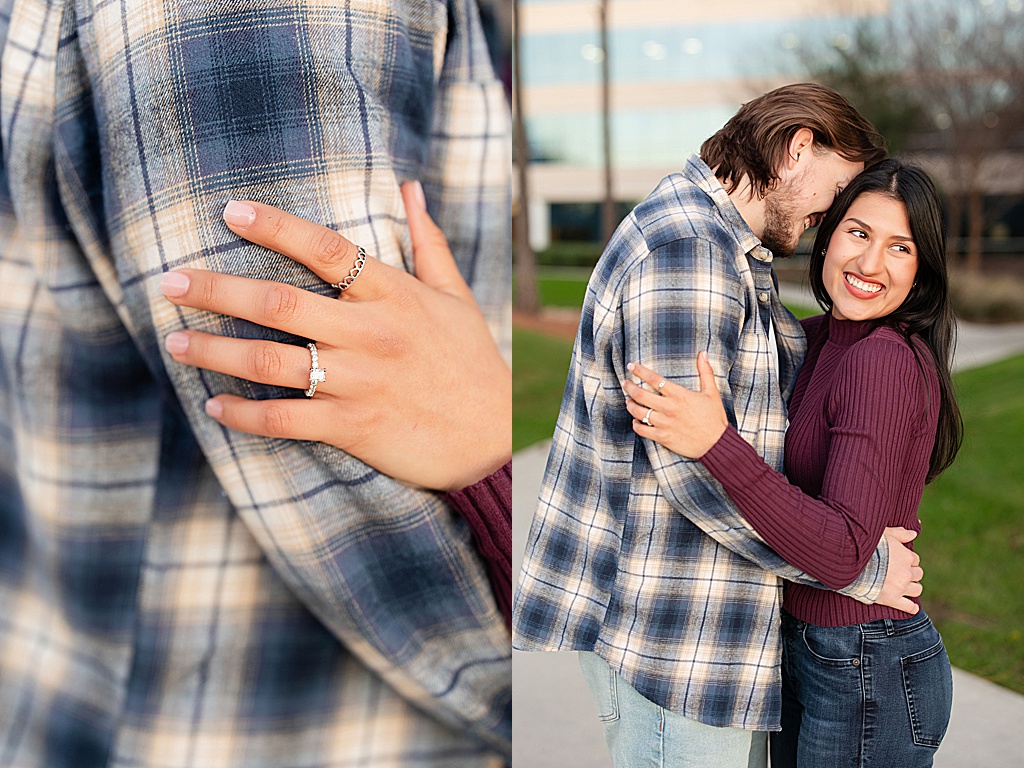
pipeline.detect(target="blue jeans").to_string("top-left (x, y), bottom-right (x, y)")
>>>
top-left (771, 610), bottom-right (953, 768)
top-left (578, 652), bottom-right (768, 768)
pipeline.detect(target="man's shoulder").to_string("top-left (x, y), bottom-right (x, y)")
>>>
top-left (631, 173), bottom-right (744, 257)
top-left (592, 173), bottom-right (743, 287)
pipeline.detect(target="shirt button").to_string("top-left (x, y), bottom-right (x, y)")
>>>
top-left (758, 292), bottom-right (769, 303)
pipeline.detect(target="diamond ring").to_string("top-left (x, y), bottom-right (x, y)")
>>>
top-left (306, 342), bottom-right (327, 397)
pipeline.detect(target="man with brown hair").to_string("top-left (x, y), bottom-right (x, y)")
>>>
top-left (513, 84), bottom-right (923, 765)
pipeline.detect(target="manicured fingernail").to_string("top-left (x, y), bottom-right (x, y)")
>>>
top-left (627, 362), bottom-right (635, 371)
top-left (409, 180), bottom-right (426, 211)
top-left (205, 398), bottom-right (223, 419)
top-left (160, 271), bottom-right (190, 297)
top-left (223, 200), bottom-right (256, 227)
top-left (164, 332), bottom-right (189, 355)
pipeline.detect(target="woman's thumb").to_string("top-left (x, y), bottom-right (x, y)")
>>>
top-left (697, 351), bottom-right (718, 393)
top-left (401, 181), bottom-right (472, 300)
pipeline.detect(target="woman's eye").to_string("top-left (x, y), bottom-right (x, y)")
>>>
top-left (893, 244), bottom-right (912, 254)
top-left (849, 228), bottom-right (867, 239)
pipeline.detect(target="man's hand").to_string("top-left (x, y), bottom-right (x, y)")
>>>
top-left (875, 527), bottom-right (924, 614)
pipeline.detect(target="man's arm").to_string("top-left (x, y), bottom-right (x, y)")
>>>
top-left (417, 1), bottom-right (513, 361)
top-left (55, 0), bottom-right (510, 753)
top-left (621, 240), bottom-right (888, 601)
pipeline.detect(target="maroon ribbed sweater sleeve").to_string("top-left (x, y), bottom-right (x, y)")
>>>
top-left (443, 462), bottom-right (512, 628)
top-left (699, 338), bottom-right (926, 590)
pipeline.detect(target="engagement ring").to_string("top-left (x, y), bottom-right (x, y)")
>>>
top-left (306, 342), bottom-right (326, 397)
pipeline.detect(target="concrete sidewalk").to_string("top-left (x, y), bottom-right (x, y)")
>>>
top-left (513, 437), bottom-right (1024, 768)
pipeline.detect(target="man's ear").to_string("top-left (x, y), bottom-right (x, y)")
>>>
top-left (786, 127), bottom-right (815, 169)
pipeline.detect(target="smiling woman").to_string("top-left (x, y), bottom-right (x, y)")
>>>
top-left (821, 192), bottom-right (919, 321)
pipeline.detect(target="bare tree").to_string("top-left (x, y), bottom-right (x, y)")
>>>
top-left (599, 0), bottom-right (617, 246)
top-left (797, 1), bottom-right (1024, 272)
top-left (798, 23), bottom-right (923, 154)
top-left (895, 1), bottom-right (1024, 272)
top-left (512, 0), bottom-right (540, 315)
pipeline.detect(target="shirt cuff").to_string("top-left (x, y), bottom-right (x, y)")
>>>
top-left (840, 534), bottom-right (889, 604)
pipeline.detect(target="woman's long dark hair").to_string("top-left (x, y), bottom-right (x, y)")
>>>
top-left (808, 158), bottom-right (962, 481)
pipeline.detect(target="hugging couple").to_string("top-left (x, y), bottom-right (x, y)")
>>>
top-left (513, 83), bottom-right (962, 768)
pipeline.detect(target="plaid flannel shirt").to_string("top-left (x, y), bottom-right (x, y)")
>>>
top-left (512, 155), bottom-right (888, 731)
top-left (0, 0), bottom-right (511, 766)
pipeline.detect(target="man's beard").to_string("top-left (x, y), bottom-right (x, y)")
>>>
top-left (760, 183), bottom-right (801, 259)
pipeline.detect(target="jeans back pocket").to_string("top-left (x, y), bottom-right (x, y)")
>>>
top-left (901, 638), bottom-right (953, 748)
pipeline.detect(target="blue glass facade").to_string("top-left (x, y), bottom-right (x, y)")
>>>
top-left (522, 13), bottom-right (875, 168)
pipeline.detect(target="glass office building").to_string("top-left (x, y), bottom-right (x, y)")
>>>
top-left (517, 0), bottom-right (1024, 248)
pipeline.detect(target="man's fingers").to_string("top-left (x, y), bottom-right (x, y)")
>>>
top-left (160, 269), bottom-right (344, 342)
top-left (204, 394), bottom-right (332, 442)
top-left (884, 526), bottom-right (919, 544)
top-left (401, 181), bottom-right (473, 301)
top-left (890, 597), bottom-right (921, 616)
top-left (221, 200), bottom-right (389, 298)
top-left (905, 581), bottom-right (924, 598)
top-left (911, 566), bottom-right (924, 583)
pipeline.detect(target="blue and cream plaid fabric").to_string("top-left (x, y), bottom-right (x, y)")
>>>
top-left (512, 155), bottom-right (888, 731)
top-left (0, 0), bottom-right (510, 766)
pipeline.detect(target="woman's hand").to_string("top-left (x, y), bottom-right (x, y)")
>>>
top-left (160, 182), bottom-right (511, 492)
top-left (623, 353), bottom-right (729, 458)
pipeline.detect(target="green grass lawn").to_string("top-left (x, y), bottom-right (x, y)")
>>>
top-left (513, 326), bottom-right (1024, 694)
top-left (536, 274), bottom-right (590, 308)
top-left (915, 354), bottom-right (1024, 693)
top-left (512, 327), bottom-right (574, 452)
top-left (514, 268), bottom-right (593, 309)
top-left (529, 270), bottom-right (820, 318)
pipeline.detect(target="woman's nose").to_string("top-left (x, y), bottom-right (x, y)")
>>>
top-left (856, 245), bottom-right (885, 274)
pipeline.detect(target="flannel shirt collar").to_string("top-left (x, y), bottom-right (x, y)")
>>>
top-left (682, 154), bottom-right (773, 264)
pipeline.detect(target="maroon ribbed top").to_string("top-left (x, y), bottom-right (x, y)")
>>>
top-left (443, 461), bottom-right (512, 628)
top-left (700, 314), bottom-right (940, 627)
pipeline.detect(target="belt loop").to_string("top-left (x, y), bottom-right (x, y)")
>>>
top-left (884, 618), bottom-right (895, 636)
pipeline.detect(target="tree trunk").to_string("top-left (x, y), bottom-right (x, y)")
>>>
top-left (599, 0), bottom-right (617, 246)
top-left (512, 0), bottom-right (540, 315)
top-left (945, 189), bottom-right (964, 266)
top-left (964, 185), bottom-right (985, 274)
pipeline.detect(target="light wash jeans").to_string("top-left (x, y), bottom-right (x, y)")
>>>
top-left (578, 651), bottom-right (768, 768)
top-left (771, 610), bottom-right (953, 768)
